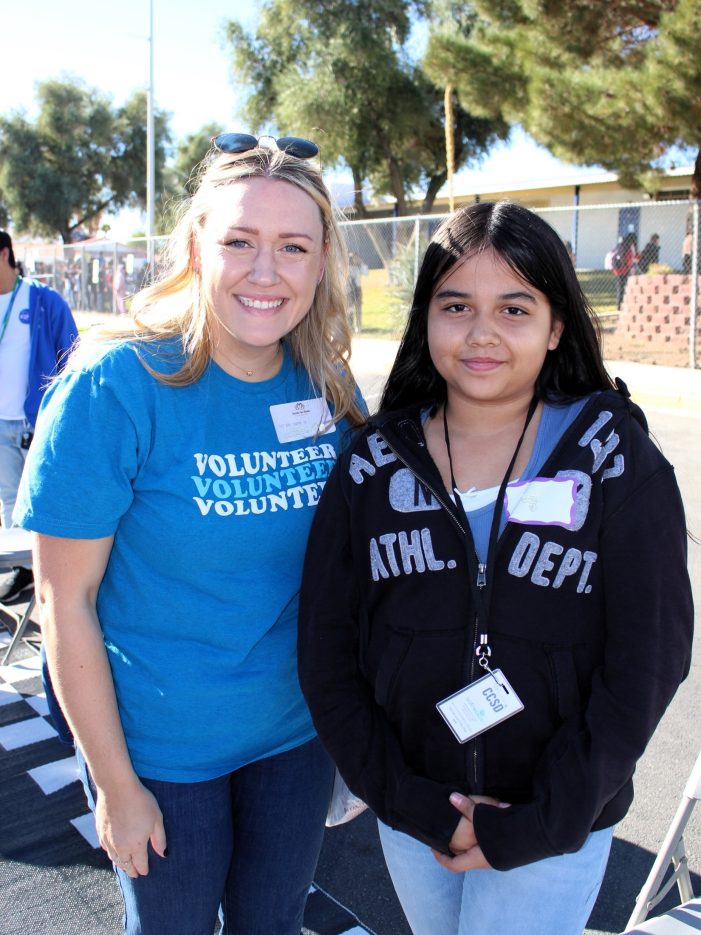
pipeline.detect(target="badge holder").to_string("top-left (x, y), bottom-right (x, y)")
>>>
top-left (437, 665), bottom-right (524, 744)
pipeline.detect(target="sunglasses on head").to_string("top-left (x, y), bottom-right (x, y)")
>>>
top-left (211, 133), bottom-right (319, 160)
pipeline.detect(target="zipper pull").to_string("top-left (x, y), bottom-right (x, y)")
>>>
top-left (476, 563), bottom-right (487, 588)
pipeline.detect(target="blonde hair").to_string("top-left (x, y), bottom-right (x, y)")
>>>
top-left (80, 146), bottom-right (364, 427)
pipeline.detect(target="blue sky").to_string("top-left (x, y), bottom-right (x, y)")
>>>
top-left (3, 0), bottom-right (594, 236)
top-left (2, 0), bottom-right (254, 140)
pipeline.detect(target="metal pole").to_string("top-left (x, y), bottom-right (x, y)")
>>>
top-left (690, 200), bottom-right (699, 369)
top-left (572, 184), bottom-right (580, 263)
top-left (112, 241), bottom-right (118, 314)
top-left (81, 247), bottom-right (87, 311)
top-left (414, 218), bottom-right (420, 287)
top-left (146, 0), bottom-right (155, 272)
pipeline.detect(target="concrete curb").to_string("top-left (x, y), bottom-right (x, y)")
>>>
top-left (605, 359), bottom-right (701, 418)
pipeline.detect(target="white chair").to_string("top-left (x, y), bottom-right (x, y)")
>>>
top-left (0, 527), bottom-right (37, 665)
top-left (621, 749), bottom-right (701, 932)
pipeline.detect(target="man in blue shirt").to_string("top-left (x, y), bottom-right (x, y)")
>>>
top-left (0, 230), bottom-right (77, 600)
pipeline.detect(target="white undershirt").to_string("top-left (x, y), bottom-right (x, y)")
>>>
top-left (0, 278), bottom-right (31, 420)
top-left (455, 482), bottom-right (518, 513)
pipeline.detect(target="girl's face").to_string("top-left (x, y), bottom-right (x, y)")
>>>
top-left (195, 176), bottom-right (326, 362)
top-left (427, 248), bottom-right (563, 409)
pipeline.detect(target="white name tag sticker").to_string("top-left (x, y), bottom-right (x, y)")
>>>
top-left (505, 477), bottom-right (577, 528)
top-left (270, 398), bottom-right (337, 443)
top-left (436, 669), bottom-right (524, 744)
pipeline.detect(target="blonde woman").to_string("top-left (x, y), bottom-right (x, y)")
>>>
top-left (15, 135), bottom-right (365, 935)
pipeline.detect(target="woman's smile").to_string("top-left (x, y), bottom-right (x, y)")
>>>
top-left (236, 294), bottom-right (285, 312)
top-left (195, 176), bottom-right (326, 375)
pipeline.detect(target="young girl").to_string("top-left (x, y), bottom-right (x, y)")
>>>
top-left (298, 202), bottom-right (693, 935)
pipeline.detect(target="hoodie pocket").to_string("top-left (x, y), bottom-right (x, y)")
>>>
top-left (545, 644), bottom-right (582, 720)
top-left (374, 629), bottom-right (414, 708)
top-left (371, 625), bottom-right (469, 721)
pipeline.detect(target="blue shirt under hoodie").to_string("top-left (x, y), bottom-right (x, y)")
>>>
top-left (15, 339), bottom-right (357, 781)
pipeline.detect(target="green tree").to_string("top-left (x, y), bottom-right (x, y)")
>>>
top-left (155, 123), bottom-right (221, 233)
top-left (172, 123), bottom-right (221, 194)
top-left (226, 0), bottom-right (507, 215)
top-left (424, 0), bottom-right (701, 196)
top-left (0, 77), bottom-right (172, 242)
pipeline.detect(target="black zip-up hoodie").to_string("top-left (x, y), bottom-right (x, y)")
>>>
top-left (298, 390), bottom-right (693, 870)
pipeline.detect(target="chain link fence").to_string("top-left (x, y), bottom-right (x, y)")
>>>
top-left (15, 199), bottom-right (700, 366)
top-left (342, 200), bottom-right (699, 367)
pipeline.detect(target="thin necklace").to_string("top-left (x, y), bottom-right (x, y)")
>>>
top-left (216, 340), bottom-right (282, 378)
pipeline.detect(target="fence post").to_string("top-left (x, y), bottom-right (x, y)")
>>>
top-left (81, 247), bottom-right (87, 311)
top-left (413, 218), bottom-right (420, 287)
top-left (690, 200), bottom-right (699, 369)
top-left (112, 241), bottom-right (118, 314)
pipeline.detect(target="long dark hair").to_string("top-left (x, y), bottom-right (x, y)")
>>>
top-left (380, 201), bottom-right (615, 412)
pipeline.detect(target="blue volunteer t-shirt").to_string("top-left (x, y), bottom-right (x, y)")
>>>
top-left (16, 340), bottom-right (356, 781)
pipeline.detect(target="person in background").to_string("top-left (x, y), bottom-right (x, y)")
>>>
top-left (347, 251), bottom-right (367, 333)
top-left (638, 233), bottom-right (660, 273)
top-left (611, 231), bottom-right (639, 309)
top-left (0, 230), bottom-right (77, 600)
top-left (682, 228), bottom-right (693, 274)
top-left (298, 201), bottom-right (692, 935)
top-left (113, 261), bottom-right (127, 314)
top-left (15, 135), bottom-right (365, 935)
top-left (564, 239), bottom-right (576, 267)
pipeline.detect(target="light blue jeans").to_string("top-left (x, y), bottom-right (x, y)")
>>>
top-left (378, 819), bottom-right (613, 935)
top-left (0, 418), bottom-right (30, 527)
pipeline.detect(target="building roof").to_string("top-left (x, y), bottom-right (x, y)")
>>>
top-left (436, 164), bottom-right (694, 201)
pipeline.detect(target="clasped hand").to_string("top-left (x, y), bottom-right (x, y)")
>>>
top-left (432, 792), bottom-right (509, 873)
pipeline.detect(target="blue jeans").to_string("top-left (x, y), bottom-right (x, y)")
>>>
top-left (77, 738), bottom-right (334, 935)
top-left (40, 644), bottom-right (74, 744)
top-left (378, 819), bottom-right (613, 935)
top-left (0, 417), bottom-right (30, 527)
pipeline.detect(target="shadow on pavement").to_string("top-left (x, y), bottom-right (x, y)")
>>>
top-left (315, 810), bottom-right (409, 935)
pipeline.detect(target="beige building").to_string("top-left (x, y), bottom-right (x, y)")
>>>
top-left (438, 166), bottom-right (695, 272)
top-left (430, 165), bottom-right (693, 212)
top-left (360, 165), bottom-right (695, 271)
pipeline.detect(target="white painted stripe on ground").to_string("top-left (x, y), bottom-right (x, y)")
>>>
top-left (0, 681), bottom-right (21, 706)
top-left (28, 756), bottom-right (81, 794)
top-left (25, 693), bottom-right (50, 716)
top-left (0, 715), bottom-right (57, 750)
top-left (0, 655), bottom-right (42, 683)
top-left (311, 882), bottom-right (378, 935)
top-left (70, 812), bottom-right (100, 849)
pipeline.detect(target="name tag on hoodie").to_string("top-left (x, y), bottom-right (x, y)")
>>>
top-left (437, 669), bottom-right (524, 744)
top-left (505, 477), bottom-right (577, 528)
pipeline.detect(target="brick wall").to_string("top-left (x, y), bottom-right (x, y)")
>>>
top-left (609, 274), bottom-right (701, 367)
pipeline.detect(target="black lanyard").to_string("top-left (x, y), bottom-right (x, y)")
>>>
top-left (443, 395), bottom-right (538, 670)
top-left (0, 276), bottom-right (22, 345)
